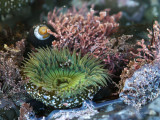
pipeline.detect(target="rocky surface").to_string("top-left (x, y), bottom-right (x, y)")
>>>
top-left (19, 96), bottom-right (160, 120)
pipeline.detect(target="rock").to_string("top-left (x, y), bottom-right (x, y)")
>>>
top-left (148, 97), bottom-right (160, 113)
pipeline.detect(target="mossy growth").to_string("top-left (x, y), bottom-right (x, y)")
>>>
top-left (0, 0), bottom-right (31, 15)
top-left (23, 47), bottom-right (110, 109)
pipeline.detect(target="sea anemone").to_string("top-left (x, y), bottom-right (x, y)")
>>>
top-left (23, 47), bottom-right (110, 109)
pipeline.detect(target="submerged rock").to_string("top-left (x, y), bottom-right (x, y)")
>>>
top-left (120, 63), bottom-right (160, 109)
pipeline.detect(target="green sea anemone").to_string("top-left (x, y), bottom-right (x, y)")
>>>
top-left (23, 47), bottom-right (110, 108)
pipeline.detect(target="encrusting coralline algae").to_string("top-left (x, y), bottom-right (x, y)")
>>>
top-left (120, 21), bottom-right (160, 109)
top-left (120, 63), bottom-right (160, 109)
top-left (0, 39), bottom-right (26, 98)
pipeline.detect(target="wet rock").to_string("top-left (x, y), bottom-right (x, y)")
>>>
top-left (148, 110), bottom-right (157, 116)
top-left (148, 97), bottom-right (160, 113)
top-left (26, 99), bottom-right (47, 117)
top-left (0, 97), bottom-right (18, 120)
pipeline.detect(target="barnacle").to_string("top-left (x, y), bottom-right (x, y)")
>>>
top-left (23, 47), bottom-right (110, 108)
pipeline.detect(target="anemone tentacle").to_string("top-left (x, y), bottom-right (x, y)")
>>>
top-left (23, 47), bottom-right (110, 108)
